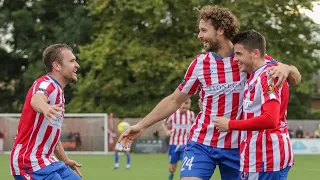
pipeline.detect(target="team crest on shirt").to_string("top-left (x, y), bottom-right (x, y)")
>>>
top-left (267, 85), bottom-right (275, 94)
top-left (249, 84), bottom-right (254, 92)
top-left (240, 172), bottom-right (249, 180)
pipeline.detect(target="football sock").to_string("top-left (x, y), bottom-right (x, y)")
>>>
top-left (114, 152), bottom-right (119, 164)
top-left (126, 154), bottom-right (131, 165)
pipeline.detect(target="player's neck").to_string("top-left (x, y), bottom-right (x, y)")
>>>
top-left (47, 73), bottom-right (67, 89)
top-left (214, 40), bottom-right (233, 58)
top-left (250, 58), bottom-right (266, 74)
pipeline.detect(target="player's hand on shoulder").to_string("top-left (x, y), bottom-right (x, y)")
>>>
top-left (213, 116), bottom-right (230, 132)
top-left (118, 124), bottom-right (144, 148)
top-left (43, 103), bottom-right (64, 124)
top-left (267, 63), bottom-right (289, 87)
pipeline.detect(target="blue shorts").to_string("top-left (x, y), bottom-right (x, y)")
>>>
top-left (168, 144), bottom-right (186, 164)
top-left (14, 162), bottom-right (81, 180)
top-left (180, 140), bottom-right (240, 180)
top-left (241, 166), bottom-right (291, 180)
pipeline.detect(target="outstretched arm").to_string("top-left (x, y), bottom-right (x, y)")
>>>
top-left (137, 89), bottom-right (191, 130)
top-left (31, 93), bottom-right (64, 124)
top-left (119, 57), bottom-right (199, 147)
top-left (118, 89), bottom-right (191, 147)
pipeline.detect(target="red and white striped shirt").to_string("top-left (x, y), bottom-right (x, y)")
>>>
top-left (178, 52), bottom-right (273, 148)
top-left (240, 63), bottom-right (293, 172)
top-left (10, 75), bottom-right (65, 175)
top-left (165, 109), bottom-right (195, 145)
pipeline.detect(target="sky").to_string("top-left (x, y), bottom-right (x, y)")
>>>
top-left (301, 2), bottom-right (320, 24)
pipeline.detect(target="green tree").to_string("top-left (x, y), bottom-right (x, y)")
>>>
top-left (0, 0), bottom-right (93, 112)
top-left (69, 0), bottom-right (320, 118)
top-left (1, 0), bottom-right (319, 118)
top-left (68, 0), bottom-right (202, 116)
top-left (0, 48), bottom-right (27, 112)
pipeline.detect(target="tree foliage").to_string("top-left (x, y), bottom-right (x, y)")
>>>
top-left (1, 0), bottom-right (319, 118)
top-left (0, 0), bottom-right (93, 111)
top-left (68, 0), bottom-right (320, 118)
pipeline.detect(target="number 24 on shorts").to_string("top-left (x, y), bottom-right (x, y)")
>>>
top-left (181, 156), bottom-right (194, 171)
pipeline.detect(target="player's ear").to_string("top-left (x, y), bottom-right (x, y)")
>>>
top-left (52, 61), bottom-right (61, 72)
top-left (251, 49), bottom-right (260, 59)
top-left (217, 28), bottom-right (224, 36)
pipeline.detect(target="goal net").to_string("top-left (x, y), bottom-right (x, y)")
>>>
top-left (0, 113), bottom-right (110, 154)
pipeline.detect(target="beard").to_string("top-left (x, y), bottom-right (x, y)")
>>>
top-left (70, 75), bottom-right (78, 82)
top-left (64, 73), bottom-right (78, 83)
top-left (204, 39), bottom-right (221, 52)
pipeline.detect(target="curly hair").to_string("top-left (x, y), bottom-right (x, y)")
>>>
top-left (198, 5), bottom-right (240, 40)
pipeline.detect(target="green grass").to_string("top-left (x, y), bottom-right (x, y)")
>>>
top-left (1, 154), bottom-right (320, 180)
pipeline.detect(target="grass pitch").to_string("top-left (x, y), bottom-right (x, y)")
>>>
top-left (1, 154), bottom-right (319, 179)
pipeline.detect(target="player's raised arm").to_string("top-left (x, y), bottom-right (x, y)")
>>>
top-left (119, 53), bottom-right (199, 148)
top-left (141, 89), bottom-right (192, 128)
top-left (30, 80), bottom-right (64, 124)
top-left (118, 89), bottom-right (191, 147)
top-left (31, 93), bottom-right (64, 124)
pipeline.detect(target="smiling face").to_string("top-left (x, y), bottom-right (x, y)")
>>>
top-left (52, 49), bottom-right (80, 83)
top-left (233, 43), bottom-right (254, 73)
top-left (198, 19), bottom-right (222, 52)
top-left (232, 30), bottom-right (266, 74)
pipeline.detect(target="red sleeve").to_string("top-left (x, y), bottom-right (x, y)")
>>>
top-left (264, 54), bottom-right (278, 65)
top-left (33, 81), bottom-right (55, 99)
top-left (178, 56), bottom-right (200, 94)
top-left (228, 100), bottom-right (280, 131)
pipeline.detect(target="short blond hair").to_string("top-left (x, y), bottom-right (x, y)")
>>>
top-left (43, 44), bottom-right (73, 72)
